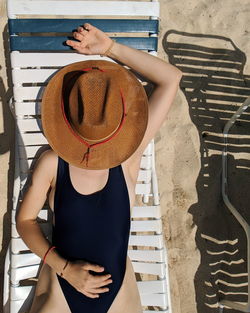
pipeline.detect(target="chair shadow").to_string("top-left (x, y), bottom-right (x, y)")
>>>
top-left (0, 23), bottom-right (15, 311)
top-left (162, 30), bottom-right (250, 313)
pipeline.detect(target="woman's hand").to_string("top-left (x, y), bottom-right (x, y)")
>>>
top-left (66, 23), bottom-right (113, 55)
top-left (62, 259), bottom-right (113, 298)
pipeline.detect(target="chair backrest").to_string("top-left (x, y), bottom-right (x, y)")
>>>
top-left (4, 1), bottom-right (172, 313)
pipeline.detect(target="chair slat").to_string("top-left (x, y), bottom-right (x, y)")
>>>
top-left (7, 1), bottom-right (160, 17)
top-left (9, 19), bottom-right (159, 34)
top-left (10, 286), bottom-right (34, 301)
top-left (13, 69), bottom-right (58, 85)
top-left (131, 261), bottom-right (165, 276)
top-left (10, 36), bottom-right (158, 52)
top-left (11, 253), bottom-right (41, 268)
top-left (13, 86), bottom-right (44, 101)
top-left (129, 234), bottom-right (163, 248)
top-left (18, 133), bottom-right (48, 146)
top-left (11, 265), bottom-right (39, 283)
top-left (140, 292), bottom-right (168, 307)
top-left (128, 249), bottom-right (164, 262)
top-left (137, 280), bottom-right (166, 294)
top-left (131, 220), bottom-right (162, 233)
top-left (15, 102), bottom-right (41, 115)
top-left (10, 299), bottom-right (29, 313)
top-left (132, 206), bottom-right (161, 219)
top-left (11, 52), bottom-right (113, 67)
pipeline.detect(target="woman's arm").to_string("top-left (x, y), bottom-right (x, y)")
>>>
top-left (66, 23), bottom-right (183, 162)
top-left (16, 150), bottom-right (66, 275)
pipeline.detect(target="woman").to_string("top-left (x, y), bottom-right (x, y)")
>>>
top-left (16, 23), bottom-right (182, 313)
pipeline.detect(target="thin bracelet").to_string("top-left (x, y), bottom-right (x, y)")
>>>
top-left (100, 39), bottom-right (116, 57)
top-left (43, 245), bottom-right (56, 264)
top-left (60, 260), bottom-right (69, 277)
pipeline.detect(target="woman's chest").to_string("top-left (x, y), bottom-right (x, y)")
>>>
top-left (48, 163), bottom-right (136, 219)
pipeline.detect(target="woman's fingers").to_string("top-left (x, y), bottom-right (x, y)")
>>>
top-left (66, 39), bottom-right (81, 49)
top-left (77, 27), bottom-right (89, 36)
top-left (73, 31), bottom-right (84, 41)
top-left (89, 275), bottom-right (113, 289)
top-left (84, 290), bottom-right (100, 298)
top-left (83, 23), bottom-right (94, 31)
top-left (90, 286), bottom-right (110, 293)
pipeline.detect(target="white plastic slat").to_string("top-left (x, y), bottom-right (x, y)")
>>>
top-left (11, 285), bottom-right (33, 301)
top-left (8, 1), bottom-right (160, 18)
top-left (131, 260), bottom-right (165, 276)
top-left (128, 249), bottom-right (164, 262)
top-left (143, 141), bottom-right (153, 156)
top-left (10, 52), bottom-right (113, 67)
top-left (132, 206), bottom-right (161, 219)
top-left (129, 234), bottom-right (163, 248)
top-left (140, 292), bottom-right (168, 307)
top-left (17, 119), bottom-right (42, 132)
top-left (138, 279), bottom-right (166, 295)
top-left (13, 69), bottom-right (59, 84)
top-left (13, 86), bottom-right (44, 101)
top-left (130, 220), bottom-right (162, 233)
top-left (11, 253), bottom-right (41, 268)
top-left (140, 155), bottom-right (152, 169)
top-left (135, 183), bottom-right (151, 195)
top-left (10, 299), bottom-right (27, 313)
top-left (11, 264), bottom-right (39, 283)
top-left (138, 169), bottom-right (151, 183)
top-left (18, 145), bottom-right (46, 158)
top-left (15, 102), bottom-right (41, 116)
top-left (18, 133), bottom-right (48, 145)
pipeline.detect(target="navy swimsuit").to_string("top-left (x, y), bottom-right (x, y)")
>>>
top-left (52, 157), bottom-right (131, 313)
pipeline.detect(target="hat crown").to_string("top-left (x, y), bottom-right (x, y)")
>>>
top-left (69, 71), bottom-right (108, 127)
top-left (66, 70), bottom-right (122, 140)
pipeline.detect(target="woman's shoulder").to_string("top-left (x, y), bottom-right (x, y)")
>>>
top-left (37, 148), bottom-right (58, 166)
top-left (32, 149), bottom-right (58, 184)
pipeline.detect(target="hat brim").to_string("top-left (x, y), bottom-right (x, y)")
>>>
top-left (41, 59), bottom-right (148, 169)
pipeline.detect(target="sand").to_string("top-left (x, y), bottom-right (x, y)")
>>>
top-left (0, 1), bottom-right (250, 313)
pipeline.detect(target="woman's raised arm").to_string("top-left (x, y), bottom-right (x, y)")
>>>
top-left (66, 23), bottom-right (182, 163)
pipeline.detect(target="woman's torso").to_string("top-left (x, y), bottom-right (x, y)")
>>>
top-left (29, 152), bottom-right (142, 313)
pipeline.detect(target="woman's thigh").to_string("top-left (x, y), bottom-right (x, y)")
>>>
top-left (108, 255), bottom-right (143, 313)
top-left (29, 263), bottom-right (71, 313)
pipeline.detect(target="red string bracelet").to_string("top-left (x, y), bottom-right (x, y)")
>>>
top-left (43, 245), bottom-right (56, 264)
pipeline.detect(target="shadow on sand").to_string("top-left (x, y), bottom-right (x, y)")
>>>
top-left (162, 30), bottom-right (250, 313)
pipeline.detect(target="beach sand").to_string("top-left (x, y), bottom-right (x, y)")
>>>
top-left (0, 1), bottom-right (250, 313)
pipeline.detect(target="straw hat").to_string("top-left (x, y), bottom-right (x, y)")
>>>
top-left (41, 59), bottom-right (148, 169)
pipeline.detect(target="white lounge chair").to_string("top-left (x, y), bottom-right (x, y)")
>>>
top-left (3, 1), bottom-right (172, 312)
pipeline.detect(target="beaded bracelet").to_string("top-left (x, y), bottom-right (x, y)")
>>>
top-left (43, 245), bottom-right (56, 264)
top-left (60, 260), bottom-right (69, 277)
top-left (100, 39), bottom-right (116, 57)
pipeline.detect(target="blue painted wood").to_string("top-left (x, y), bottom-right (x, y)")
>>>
top-left (9, 36), bottom-right (158, 51)
top-left (8, 19), bottom-right (159, 34)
